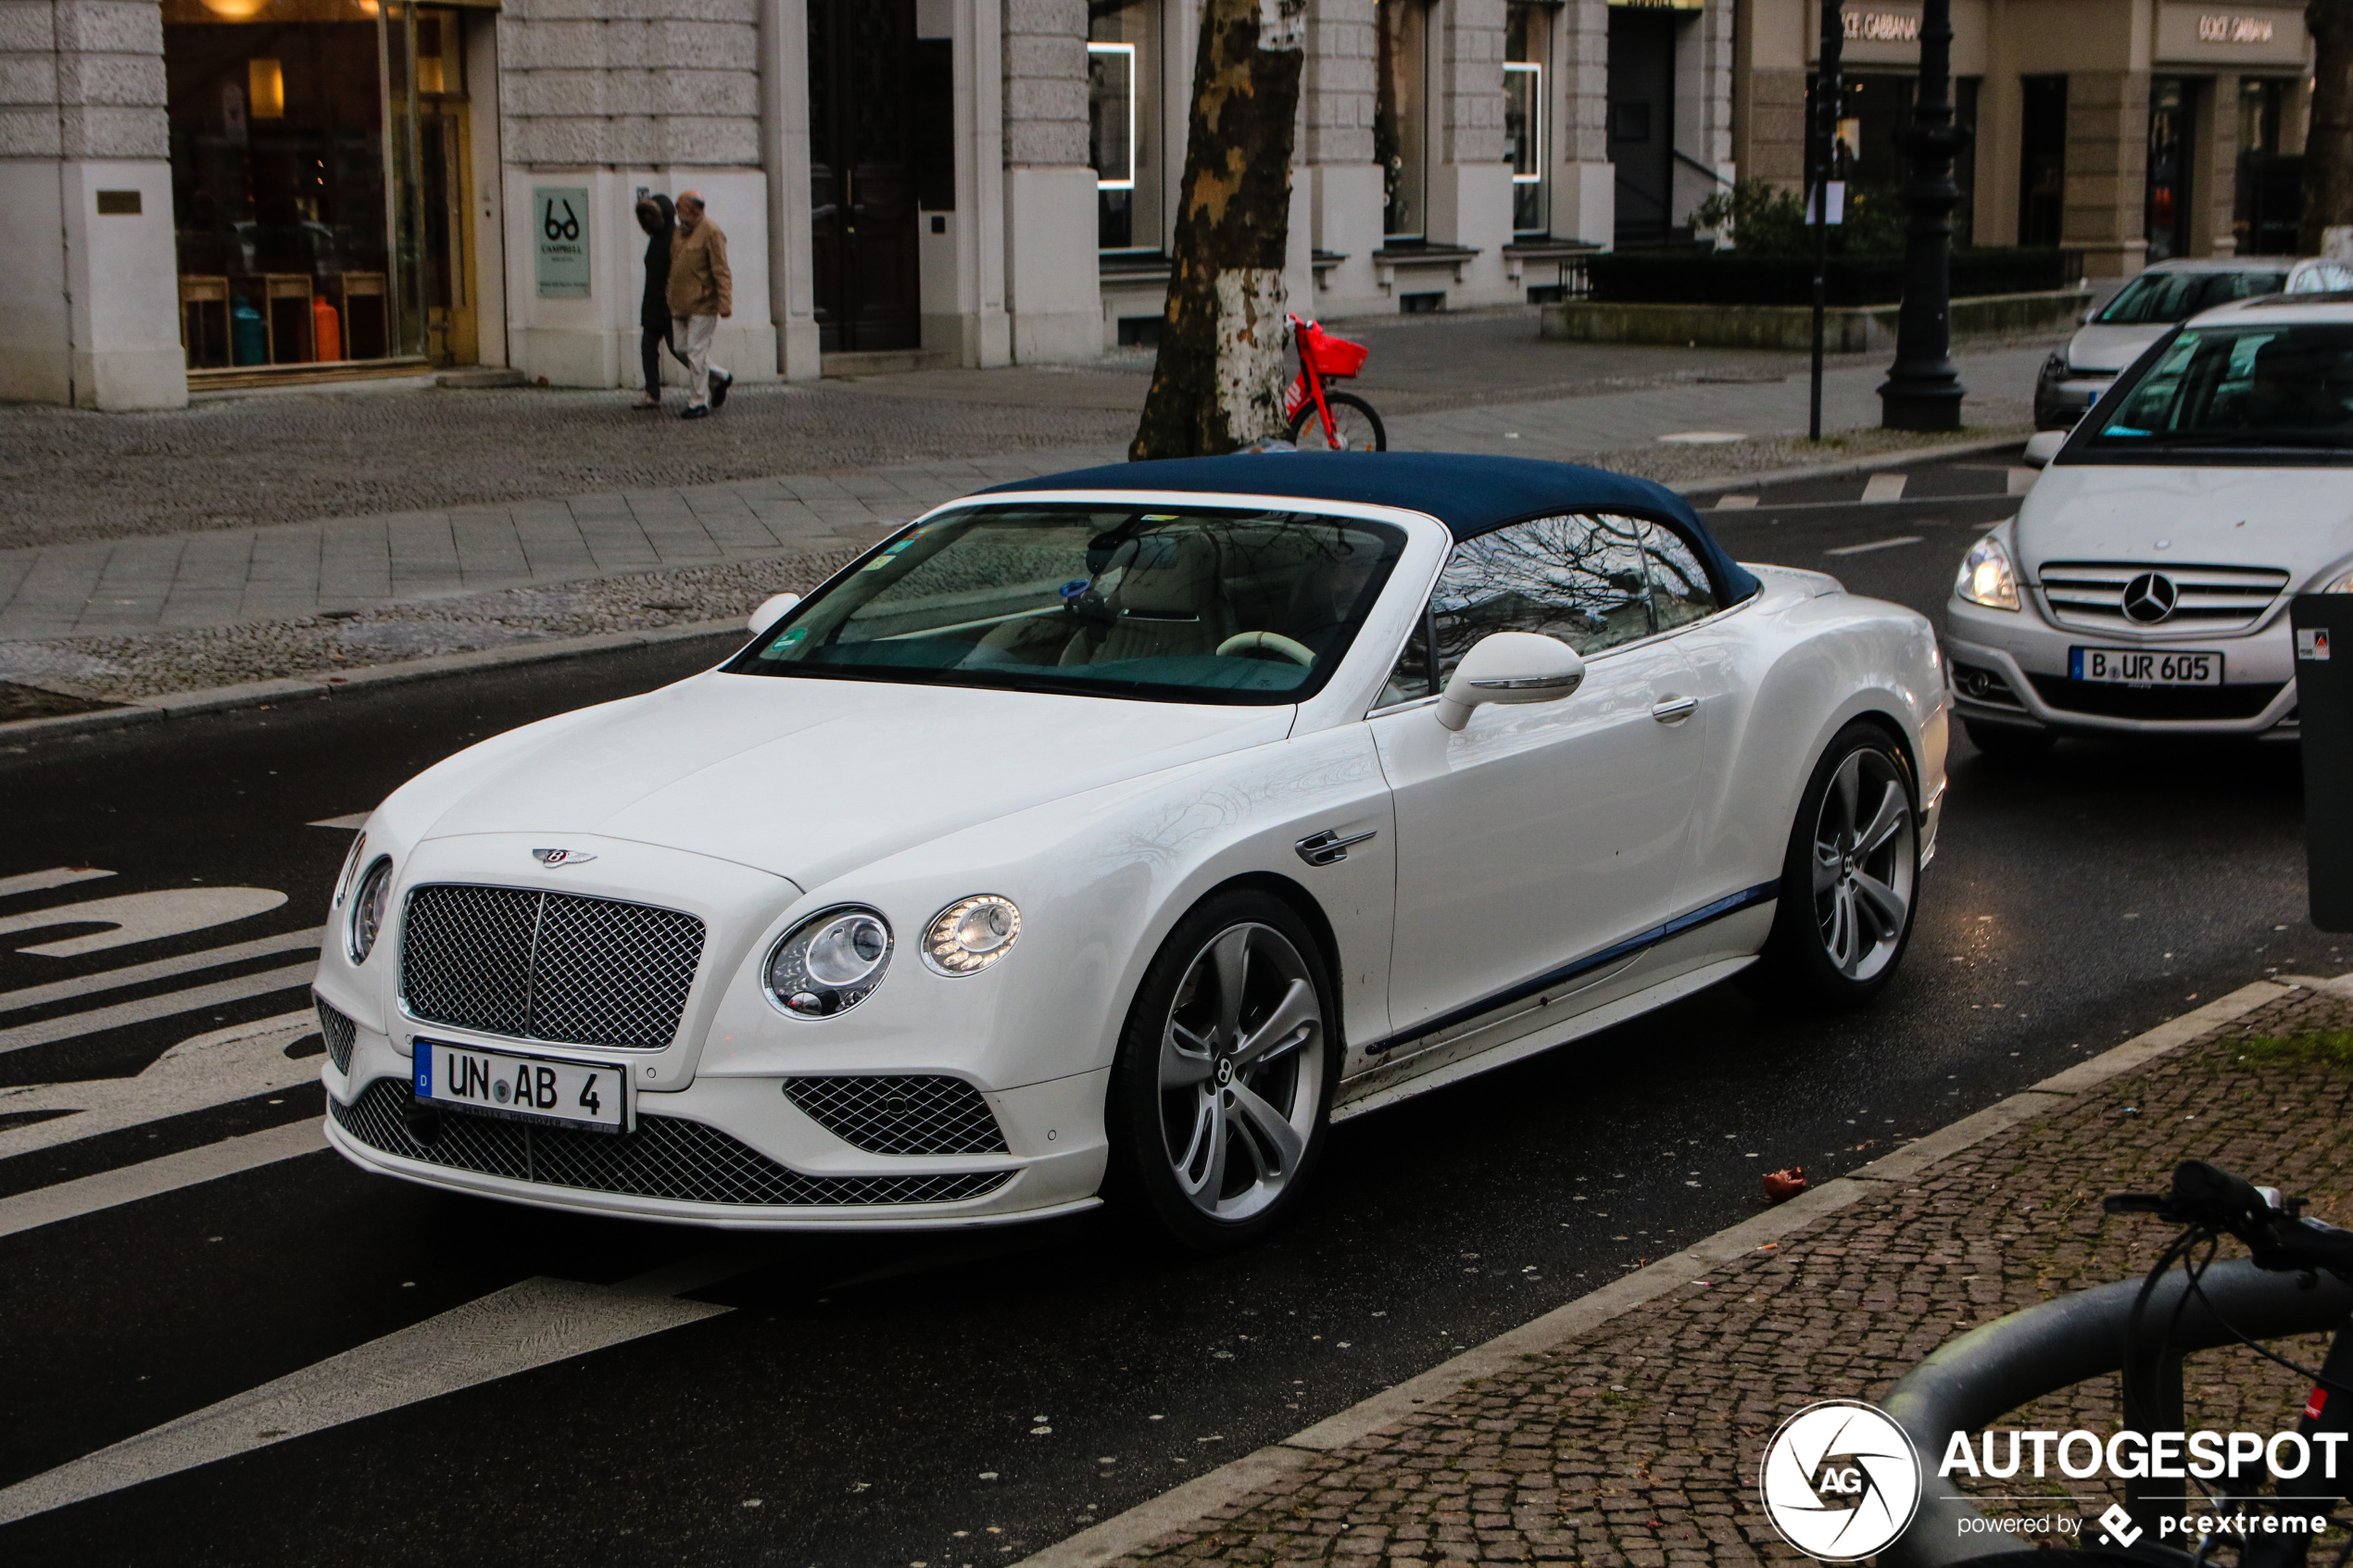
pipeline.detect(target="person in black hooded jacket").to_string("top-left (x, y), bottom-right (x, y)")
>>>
top-left (634, 194), bottom-right (686, 408)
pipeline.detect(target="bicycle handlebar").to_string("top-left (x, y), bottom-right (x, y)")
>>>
top-left (2104, 1160), bottom-right (2353, 1280)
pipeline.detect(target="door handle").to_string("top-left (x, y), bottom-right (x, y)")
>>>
top-left (1651, 695), bottom-right (1699, 724)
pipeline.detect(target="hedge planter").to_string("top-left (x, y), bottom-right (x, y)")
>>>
top-left (1540, 287), bottom-right (2093, 354)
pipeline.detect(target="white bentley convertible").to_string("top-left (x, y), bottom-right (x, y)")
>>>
top-left (313, 454), bottom-right (1947, 1248)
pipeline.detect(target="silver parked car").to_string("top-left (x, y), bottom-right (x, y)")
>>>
top-left (2031, 257), bottom-right (2352, 429)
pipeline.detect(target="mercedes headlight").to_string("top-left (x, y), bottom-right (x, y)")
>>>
top-left (923, 895), bottom-right (1022, 976)
top-left (1957, 534), bottom-right (2021, 611)
top-left (348, 856), bottom-right (394, 962)
top-left (767, 906), bottom-right (892, 1018)
top-left (2040, 349), bottom-right (2069, 382)
top-left (2322, 568), bottom-right (2353, 594)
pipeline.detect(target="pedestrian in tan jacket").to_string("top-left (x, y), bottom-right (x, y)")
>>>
top-left (668, 191), bottom-right (734, 419)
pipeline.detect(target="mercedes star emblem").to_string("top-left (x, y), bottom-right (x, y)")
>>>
top-left (2121, 571), bottom-right (2179, 624)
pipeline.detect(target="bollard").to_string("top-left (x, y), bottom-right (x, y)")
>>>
top-left (2291, 594), bottom-right (2353, 931)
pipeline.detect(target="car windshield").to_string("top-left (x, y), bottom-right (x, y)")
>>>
top-left (2085, 324), bottom-right (2353, 454)
top-left (724, 502), bottom-right (1409, 705)
top-left (2094, 269), bottom-right (2289, 324)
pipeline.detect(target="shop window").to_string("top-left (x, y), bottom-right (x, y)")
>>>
top-left (2235, 78), bottom-right (2298, 254)
top-left (1505, 4), bottom-right (1548, 236)
top-left (164, 0), bottom-right (458, 372)
top-left (1378, 0), bottom-right (1429, 241)
top-left (1090, 2), bottom-right (1164, 254)
top-left (2018, 75), bottom-right (2068, 248)
top-left (2145, 77), bottom-right (2194, 261)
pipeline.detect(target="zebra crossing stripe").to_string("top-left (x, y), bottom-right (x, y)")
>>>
top-left (0, 928), bottom-right (321, 1016)
top-left (0, 1119), bottom-right (323, 1242)
top-left (0, 963), bottom-right (320, 1056)
top-left (0, 867), bottom-right (115, 900)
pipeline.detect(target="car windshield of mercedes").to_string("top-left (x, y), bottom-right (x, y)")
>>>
top-left (2083, 323), bottom-right (2353, 460)
top-left (2092, 267), bottom-right (2288, 324)
top-left (724, 503), bottom-right (1411, 703)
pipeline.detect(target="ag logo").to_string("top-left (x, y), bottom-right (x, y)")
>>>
top-left (1757, 1399), bottom-right (1921, 1562)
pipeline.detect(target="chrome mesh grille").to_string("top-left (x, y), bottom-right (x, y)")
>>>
top-left (399, 884), bottom-right (705, 1050)
top-left (784, 1076), bottom-right (1009, 1155)
top-left (315, 994), bottom-right (357, 1074)
top-left (2035, 560), bottom-right (2291, 634)
top-left (332, 1079), bottom-right (1010, 1208)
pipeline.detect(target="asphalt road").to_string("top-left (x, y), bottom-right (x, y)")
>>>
top-left (0, 450), bottom-right (2332, 1567)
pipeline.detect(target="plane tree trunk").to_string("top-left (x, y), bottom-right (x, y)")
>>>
top-left (1129, 0), bottom-right (1306, 460)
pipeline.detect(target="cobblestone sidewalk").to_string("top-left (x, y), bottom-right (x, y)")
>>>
top-left (1097, 984), bottom-right (2353, 1567)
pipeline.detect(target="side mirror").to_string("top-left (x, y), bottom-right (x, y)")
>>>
top-left (1436, 632), bottom-right (1586, 733)
top-left (749, 592), bottom-right (800, 633)
top-left (2021, 431), bottom-right (2066, 469)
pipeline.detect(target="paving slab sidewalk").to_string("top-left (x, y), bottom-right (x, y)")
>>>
top-left (0, 344), bottom-right (2045, 648)
top-left (1025, 981), bottom-right (2353, 1568)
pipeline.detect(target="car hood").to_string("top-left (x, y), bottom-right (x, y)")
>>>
top-left (408, 672), bottom-right (1294, 886)
top-left (2018, 464), bottom-right (2353, 582)
top-left (2067, 322), bottom-right (2167, 375)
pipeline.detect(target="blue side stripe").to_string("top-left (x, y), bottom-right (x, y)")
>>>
top-left (1363, 879), bottom-right (1781, 1057)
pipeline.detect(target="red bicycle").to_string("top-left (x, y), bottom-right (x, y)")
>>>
top-left (1283, 314), bottom-right (1388, 452)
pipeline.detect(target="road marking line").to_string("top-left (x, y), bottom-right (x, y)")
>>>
top-left (0, 1010), bottom-right (317, 1160)
top-left (1655, 431), bottom-right (1745, 445)
top-left (1713, 495), bottom-right (1759, 509)
top-left (0, 962), bottom-right (319, 1055)
top-left (0, 1118), bottom-right (323, 1242)
top-left (0, 928), bottom-right (321, 1015)
top-left (307, 813), bottom-right (371, 831)
top-left (0, 887), bottom-right (289, 959)
top-left (0, 1263), bottom-right (738, 1525)
top-left (1861, 472), bottom-right (1910, 503)
top-left (0, 868), bottom-right (115, 900)
top-left (1824, 534), bottom-right (1925, 558)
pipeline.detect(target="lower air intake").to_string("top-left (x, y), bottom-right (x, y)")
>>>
top-left (315, 995), bottom-right (357, 1074)
top-left (331, 1079), bottom-right (1010, 1208)
top-left (784, 1075), bottom-right (1009, 1155)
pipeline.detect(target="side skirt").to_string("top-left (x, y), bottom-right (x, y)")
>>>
top-left (1331, 952), bottom-right (1761, 1123)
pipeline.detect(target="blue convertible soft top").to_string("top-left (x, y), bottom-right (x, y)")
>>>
top-left (981, 451), bottom-right (1760, 604)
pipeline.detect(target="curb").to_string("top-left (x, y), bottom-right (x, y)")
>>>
top-left (1009, 978), bottom-right (2296, 1568)
top-left (0, 433), bottom-right (2025, 752)
top-left (0, 619), bottom-right (749, 748)
top-left (1667, 433), bottom-right (2029, 498)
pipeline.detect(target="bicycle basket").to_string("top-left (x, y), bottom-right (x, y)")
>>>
top-left (1299, 321), bottom-right (1369, 380)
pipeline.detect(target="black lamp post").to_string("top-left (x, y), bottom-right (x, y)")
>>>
top-left (1807, 0), bottom-right (1843, 441)
top-left (1877, 0), bottom-right (1971, 430)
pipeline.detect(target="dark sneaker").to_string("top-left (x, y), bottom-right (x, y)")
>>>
top-left (682, 404), bottom-right (711, 420)
top-left (710, 370), bottom-right (732, 410)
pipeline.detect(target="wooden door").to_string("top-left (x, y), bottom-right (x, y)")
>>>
top-left (809, 0), bottom-right (922, 352)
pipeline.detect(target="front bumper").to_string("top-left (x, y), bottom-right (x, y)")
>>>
top-left (1945, 596), bottom-right (2298, 738)
top-left (319, 1017), bottom-right (1113, 1230)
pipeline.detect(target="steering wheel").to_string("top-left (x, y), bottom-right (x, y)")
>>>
top-left (1214, 631), bottom-right (1317, 667)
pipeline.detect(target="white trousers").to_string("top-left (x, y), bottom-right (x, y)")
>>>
top-left (671, 314), bottom-right (726, 407)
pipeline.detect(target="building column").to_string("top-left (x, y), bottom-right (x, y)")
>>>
top-left (1302, 0), bottom-right (1383, 307)
top-left (1000, 0), bottom-right (1099, 362)
top-left (2195, 74), bottom-right (2233, 255)
top-left (2065, 69), bottom-right (2149, 278)
top-left (1670, 0), bottom-right (1737, 234)
top-left (1428, 0), bottom-right (1510, 299)
top-left (0, 0), bottom-right (185, 410)
top-left (760, 0), bottom-right (821, 379)
top-left (1555, 0), bottom-right (1614, 243)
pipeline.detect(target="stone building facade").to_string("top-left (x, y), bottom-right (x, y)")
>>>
top-left (0, 0), bottom-right (1738, 409)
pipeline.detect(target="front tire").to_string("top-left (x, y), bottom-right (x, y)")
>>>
top-left (1105, 891), bottom-right (1339, 1252)
top-left (1755, 721), bottom-right (1920, 1006)
top-left (1287, 392), bottom-right (1387, 452)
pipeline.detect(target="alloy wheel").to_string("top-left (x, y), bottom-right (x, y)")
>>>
top-left (1155, 922), bottom-right (1326, 1223)
top-left (1810, 747), bottom-right (1917, 982)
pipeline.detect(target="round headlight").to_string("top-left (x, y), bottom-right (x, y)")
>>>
top-left (349, 856), bottom-right (394, 962)
top-left (767, 906), bottom-right (892, 1018)
top-left (924, 894), bottom-right (1021, 976)
top-left (333, 832), bottom-right (368, 908)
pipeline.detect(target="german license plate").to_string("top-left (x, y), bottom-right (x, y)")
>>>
top-left (2070, 646), bottom-right (2223, 686)
top-left (413, 1039), bottom-right (628, 1134)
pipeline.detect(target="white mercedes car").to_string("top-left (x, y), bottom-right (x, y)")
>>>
top-left (313, 453), bottom-right (1946, 1248)
top-left (1951, 295), bottom-right (2353, 753)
